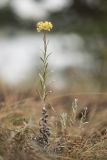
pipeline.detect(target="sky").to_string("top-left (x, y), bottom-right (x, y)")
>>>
top-left (0, 0), bottom-right (71, 20)
top-left (0, 34), bottom-right (92, 87)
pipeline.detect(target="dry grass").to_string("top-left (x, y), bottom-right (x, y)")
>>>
top-left (0, 88), bottom-right (107, 160)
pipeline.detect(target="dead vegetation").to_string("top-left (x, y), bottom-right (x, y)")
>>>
top-left (0, 89), bottom-right (107, 160)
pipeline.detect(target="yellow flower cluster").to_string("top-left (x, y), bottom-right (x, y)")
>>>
top-left (37, 21), bottom-right (53, 32)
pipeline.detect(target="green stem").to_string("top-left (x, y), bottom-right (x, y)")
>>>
top-left (42, 32), bottom-right (48, 102)
top-left (43, 32), bottom-right (47, 59)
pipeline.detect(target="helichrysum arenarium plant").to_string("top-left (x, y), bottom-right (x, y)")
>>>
top-left (35, 21), bottom-right (53, 148)
top-left (37, 21), bottom-right (53, 102)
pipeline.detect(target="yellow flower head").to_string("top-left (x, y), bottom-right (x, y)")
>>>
top-left (37, 21), bottom-right (53, 32)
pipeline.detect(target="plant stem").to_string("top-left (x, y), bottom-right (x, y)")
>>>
top-left (39, 31), bottom-right (49, 104)
top-left (43, 32), bottom-right (47, 102)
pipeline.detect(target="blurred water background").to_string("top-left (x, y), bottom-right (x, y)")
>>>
top-left (0, 0), bottom-right (107, 92)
